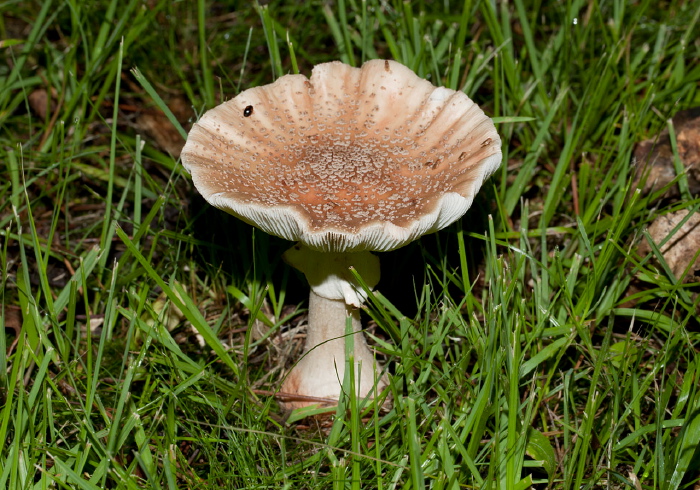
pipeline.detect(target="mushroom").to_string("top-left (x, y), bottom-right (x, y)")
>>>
top-left (181, 59), bottom-right (502, 409)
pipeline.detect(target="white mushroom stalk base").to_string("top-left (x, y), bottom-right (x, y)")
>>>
top-left (280, 290), bottom-right (388, 409)
top-left (279, 244), bottom-right (388, 409)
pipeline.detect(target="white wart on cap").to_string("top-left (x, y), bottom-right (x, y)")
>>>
top-left (181, 59), bottom-right (502, 253)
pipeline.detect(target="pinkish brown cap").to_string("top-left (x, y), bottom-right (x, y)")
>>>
top-left (181, 59), bottom-right (502, 252)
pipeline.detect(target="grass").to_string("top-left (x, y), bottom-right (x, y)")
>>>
top-left (1, 0), bottom-right (700, 488)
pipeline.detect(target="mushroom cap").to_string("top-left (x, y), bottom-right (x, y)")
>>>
top-left (181, 59), bottom-right (502, 253)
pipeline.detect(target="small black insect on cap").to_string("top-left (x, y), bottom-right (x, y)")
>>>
top-left (243, 105), bottom-right (254, 117)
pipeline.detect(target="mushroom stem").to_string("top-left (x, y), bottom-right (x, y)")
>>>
top-left (280, 290), bottom-right (387, 409)
top-left (280, 244), bottom-right (387, 408)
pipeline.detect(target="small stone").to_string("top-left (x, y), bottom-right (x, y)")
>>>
top-left (639, 210), bottom-right (700, 284)
top-left (633, 107), bottom-right (700, 198)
